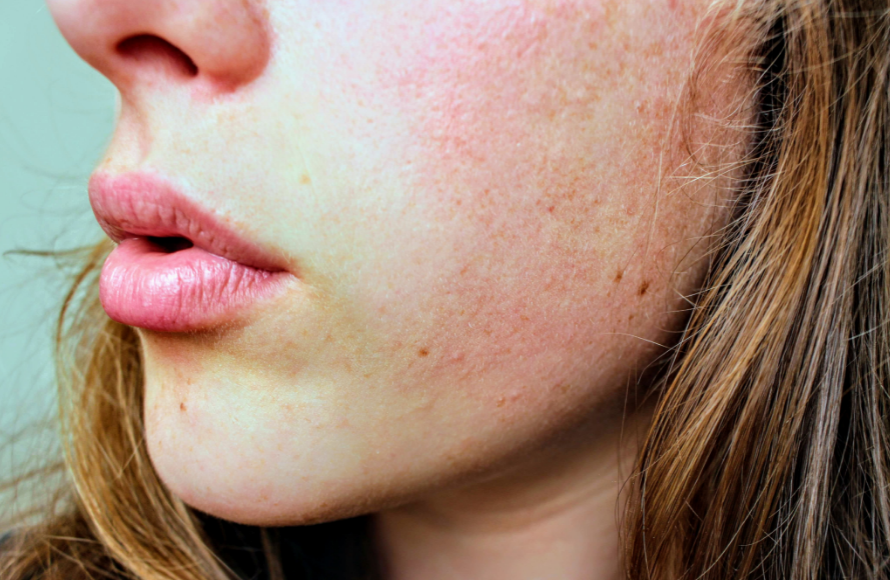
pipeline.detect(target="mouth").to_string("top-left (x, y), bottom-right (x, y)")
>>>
top-left (145, 235), bottom-right (195, 253)
top-left (90, 172), bottom-right (295, 333)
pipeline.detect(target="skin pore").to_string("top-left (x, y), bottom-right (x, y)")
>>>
top-left (46, 0), bottom-right (741, 578)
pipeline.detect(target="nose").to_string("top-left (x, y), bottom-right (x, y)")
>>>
top-left (46, 0), bottom-right (271, 94)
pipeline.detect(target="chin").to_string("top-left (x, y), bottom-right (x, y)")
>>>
top-left (142, 390), bottom-right (414, 528)
top-left (145, 432), bottom-right (382, 527)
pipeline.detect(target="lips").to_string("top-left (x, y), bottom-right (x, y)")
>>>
top-left (90, 172), bottom-right (295, 332)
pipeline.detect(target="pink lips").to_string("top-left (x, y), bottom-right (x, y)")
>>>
top-left (91, 172), bottom-right (294, 332)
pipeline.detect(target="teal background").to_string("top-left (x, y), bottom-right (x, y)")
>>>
top-left (0, 1), bottom-right (116, 482)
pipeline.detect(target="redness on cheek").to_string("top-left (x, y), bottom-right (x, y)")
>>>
top-left (366, 0), bottom-right (708, 394)
top-left (390, 1), bottom-right (612, 163)
top-left (384, 0), bottom-right (687, 228)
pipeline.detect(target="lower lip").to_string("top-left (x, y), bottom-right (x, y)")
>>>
top-left (100, 238), bottom-right (291, 332)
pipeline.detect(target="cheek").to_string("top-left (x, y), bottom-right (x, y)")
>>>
top-left (392, 0), bottom-right (686, 175)
top-left (350, 0), bottom-right (706, 377)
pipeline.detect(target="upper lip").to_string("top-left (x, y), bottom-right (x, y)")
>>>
top-left (89, 171), bottom-right (285, 272)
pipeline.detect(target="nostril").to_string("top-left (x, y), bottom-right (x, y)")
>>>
top-left (147, 236), bottom-right (195, 253)
top-left (116, 35), bottom-right (199, 79)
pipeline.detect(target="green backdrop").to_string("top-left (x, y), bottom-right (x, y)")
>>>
top-left (0, 1), bottom-right (116, 479)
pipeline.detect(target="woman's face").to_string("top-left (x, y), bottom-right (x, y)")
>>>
top-left (48, 0), bottom-right (733, 525)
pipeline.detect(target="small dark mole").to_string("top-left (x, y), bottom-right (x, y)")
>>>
top-left (180, 402), bottom-right (187, 412)
top-left (418, 348), bottom-right (430, 357)
top-left (638, 281), bottom-right (650, 296)
top-left (614, 271), bottom-right (623, 283)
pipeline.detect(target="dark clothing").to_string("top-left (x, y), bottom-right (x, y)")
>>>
top-left (203, 515), bottom-right (378, 580)
top-left (1, 517), bottom-right (377, 580)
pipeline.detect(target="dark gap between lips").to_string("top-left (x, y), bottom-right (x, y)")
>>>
top-left (147, 236), bottom-right (195, 253)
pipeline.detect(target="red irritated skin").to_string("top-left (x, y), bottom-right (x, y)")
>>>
top-left (48, 0), bottom-right (744, 559)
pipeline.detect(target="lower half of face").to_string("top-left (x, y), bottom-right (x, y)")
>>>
top-left (120, 0), bottom-right (742, 525)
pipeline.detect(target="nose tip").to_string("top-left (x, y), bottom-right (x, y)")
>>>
top-left (47, 0), bottom-right (271, 93)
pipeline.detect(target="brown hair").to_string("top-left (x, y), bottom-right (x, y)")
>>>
top-left (2, 0), bottom-right (888, 578)
top-left (625, 0), bottom-right (890, 578)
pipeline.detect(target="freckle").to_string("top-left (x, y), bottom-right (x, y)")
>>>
top-left (547, 205), bottom-right (555, 213)
top-left (520, 315), bottom-right (530, 322)
top-left (628, 314), bottom-right (635, 321)
top-left (180, 402), bottom-right (186, 412)
top-left (638, 281), bottom-right (650, 296)
top-left (300, 173), bottom-right (311, 185)
top-left (418, 348), bottom-right (430, 357)
top-left (614, 271), bottom-right (623, 283)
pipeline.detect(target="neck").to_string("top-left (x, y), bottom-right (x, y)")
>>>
top-left (371, 407), bottom-right (649, 580)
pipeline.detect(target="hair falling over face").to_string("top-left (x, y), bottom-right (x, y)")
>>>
top-left (625, 1), bottom-right (890, 578)
top-left (2, 0), bottom-right (890, 579)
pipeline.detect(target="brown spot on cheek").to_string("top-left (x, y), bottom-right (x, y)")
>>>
top-left (638, 281), bottom-right (650, 296)
top-left (418, 348), bottom-right (430, 357)
top-left (614, 270), bottom-right (624, 283)
top-left (299, 173), bottom-right (311, 185)
top-left (180, 402), bottom-right (187, 412)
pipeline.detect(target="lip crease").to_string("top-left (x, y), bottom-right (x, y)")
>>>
top-left (90, 171), bottom-right (296, 333)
